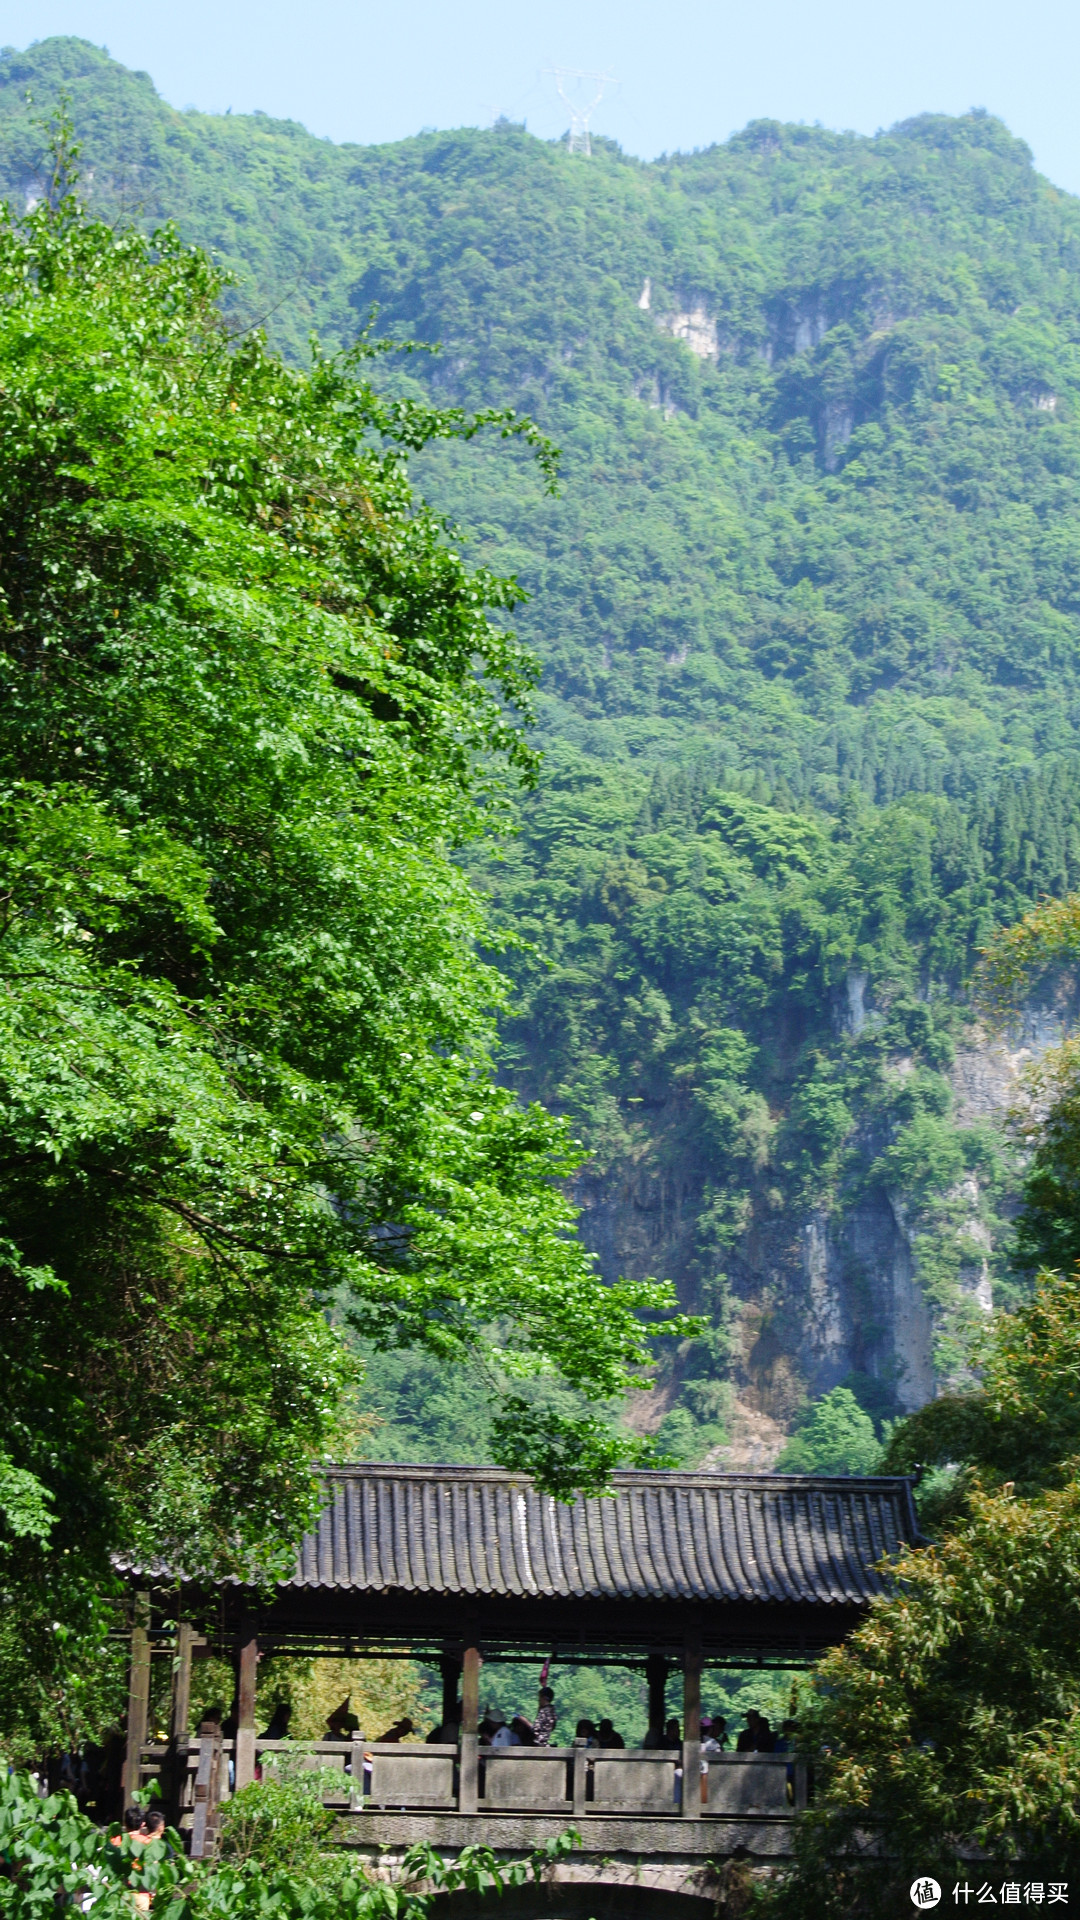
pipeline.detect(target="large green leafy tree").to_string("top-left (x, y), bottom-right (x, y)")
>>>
top-left (0, 146), bottom-right (685, 1759)
top-left (775, 1387), bottom-right (881, 1476)
top-left (757, 1270), bottom-right (1080, 1917)
top-left (764, 1470), bottom-right (1080, 1914)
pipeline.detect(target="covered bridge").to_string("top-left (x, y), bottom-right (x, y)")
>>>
top-left (123, 1464), bottom-right (921, 1880)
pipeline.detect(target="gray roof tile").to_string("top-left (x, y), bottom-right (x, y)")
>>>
top-left (285, 1464), bottom-right (919, 1607)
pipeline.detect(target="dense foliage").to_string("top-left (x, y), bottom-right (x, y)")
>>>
top-left (775, 1386), bottom-right (881, 1475)
top-left (885, 1268), bottom-right (1080, 1498)
top-left (6, 45), bottom-right (1077, 1444)
top-left (10, 46), bottom-right (1080, 793)
top-left (8, 42), bottom-right (1080, 1460)
top-left (485, 756), bottom-right (1068, 1422)
top-left (6, 36), bottom-right (1080, 1878)
top-left (759, 1268), bottom-right (1080, 1914)
top-left (0, 150), bottom-right (691, 1757)
top-left (0, 1771), bottom-right (576, 1920)
top-left (749, 891), bottom-right (1080, 1910)
top-left (764, 1482), bottom-right (1080, 1913)
top-left (362, 753), bottom-right (1080, 1463)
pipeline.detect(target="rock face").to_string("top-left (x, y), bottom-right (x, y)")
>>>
top-left (574, 994), bottom-right (1075, 1437)
top-left (703, 1404), bottom-right (787, 1471)
top-left (950, 1011), bottom-right (1070, 1128)
top-left (579, 1156), bottom-right (937, 1421)
top-left (803, 1189), bottom-right (936, 1413)
top-left (658, 306), bottom-right (720, 360)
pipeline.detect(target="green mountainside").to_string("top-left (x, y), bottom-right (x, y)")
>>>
top-left (6, 37), bottom-right (1080, 1463)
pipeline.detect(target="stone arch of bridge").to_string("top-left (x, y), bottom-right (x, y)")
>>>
top-left (432, 1876), bottom-right (723, 1918)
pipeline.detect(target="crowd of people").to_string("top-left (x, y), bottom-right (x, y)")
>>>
top-left (191, 1682), bottom-right (798, 1763)
top-left (390, 1684), bottom-right (798, 1754)
top-left (102, 1683), bottom-right (797, 1761)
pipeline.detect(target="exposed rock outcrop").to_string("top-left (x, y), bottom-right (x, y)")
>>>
top-left (575, 991), bottom-right (1076, 1441)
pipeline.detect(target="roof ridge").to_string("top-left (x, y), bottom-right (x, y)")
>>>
top-left (318, 1461), bottom-right (916, 1491)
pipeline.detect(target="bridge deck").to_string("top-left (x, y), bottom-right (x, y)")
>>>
top-left (339, 1807), bottom-right (801, 1859)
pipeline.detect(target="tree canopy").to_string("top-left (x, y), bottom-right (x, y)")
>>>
top-left (765, 1268), bottom-right (1080, 1915)
top-left (0, 146), bottom-right (688, 1758)
top-left (776, 1387), bottom-right (881, 1476)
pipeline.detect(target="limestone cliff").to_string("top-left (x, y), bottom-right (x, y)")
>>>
top-left (573, 985), bottom-right (1076, 1455)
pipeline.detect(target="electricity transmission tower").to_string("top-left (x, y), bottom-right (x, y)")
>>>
top-left (547, 69), bottom-right (617, 156)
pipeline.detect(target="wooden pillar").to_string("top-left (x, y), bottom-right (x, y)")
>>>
top-left (458, 1644), bottom-right (480, 1814)
top-left (170, 1622), bottom-right (195, 1745)
top-left (190, 1726), bottom-right (222, 1860)
top-left (234, 1628), bottom-right (259, 1791)
top-left (645, 1651), bottom-right (667, 1739)
top-left (349, 1737), bottom-right (365, 1812)
top-left (122, 1593), bottom-right (151, 1802)
top-left (164, 1620), bottom-right (195, 1825)
top-left (681, 1632), bottom-right (702, 1821)
top-left (440, 1654), bottom-right (459, 1727)
top-left (461, 1643), bottom-right (480, 1734)
top-left (571, 1739), bottom-right (588, 1818)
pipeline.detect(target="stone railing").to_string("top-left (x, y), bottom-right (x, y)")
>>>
top-left (360, 1742), bottom-right (804, 1819)
top-left (138, 1734), bottom-right (805, 1853)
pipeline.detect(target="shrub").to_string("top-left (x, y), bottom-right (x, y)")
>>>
top-left (0, 1770), bottom-right (579, 1920)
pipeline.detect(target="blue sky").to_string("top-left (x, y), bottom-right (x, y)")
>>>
top-left (5, 0), bottom-right (1080, 193)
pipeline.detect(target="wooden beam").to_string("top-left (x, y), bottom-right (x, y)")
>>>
top-left (164, 1620), bottom-right (196, 1827)
top-left (571, 1739), bottom-right (588, 1818)
top-left (682, 1631), bottom-right (702, 1744)
top-left (170, 1622), bottom-right (195, 1745)
top-left (461, 1644), bottom-right (480, 1736)
top-left (349, 1738), bottom-right (364, 1812)
top-left (189, 1728), bottom-right (222, 1859)
top-left (122, 1594), bottom-right (151, 1802)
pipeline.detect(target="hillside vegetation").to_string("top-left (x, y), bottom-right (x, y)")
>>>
top-left (7, 39), bottom-right (1080, 1456)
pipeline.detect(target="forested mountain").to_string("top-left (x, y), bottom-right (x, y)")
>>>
top-left (6, 37), bottom-right (1080, 1463)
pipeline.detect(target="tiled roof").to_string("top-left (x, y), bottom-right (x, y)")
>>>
top-left (290, 1464), bottom-right (920, 1607)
